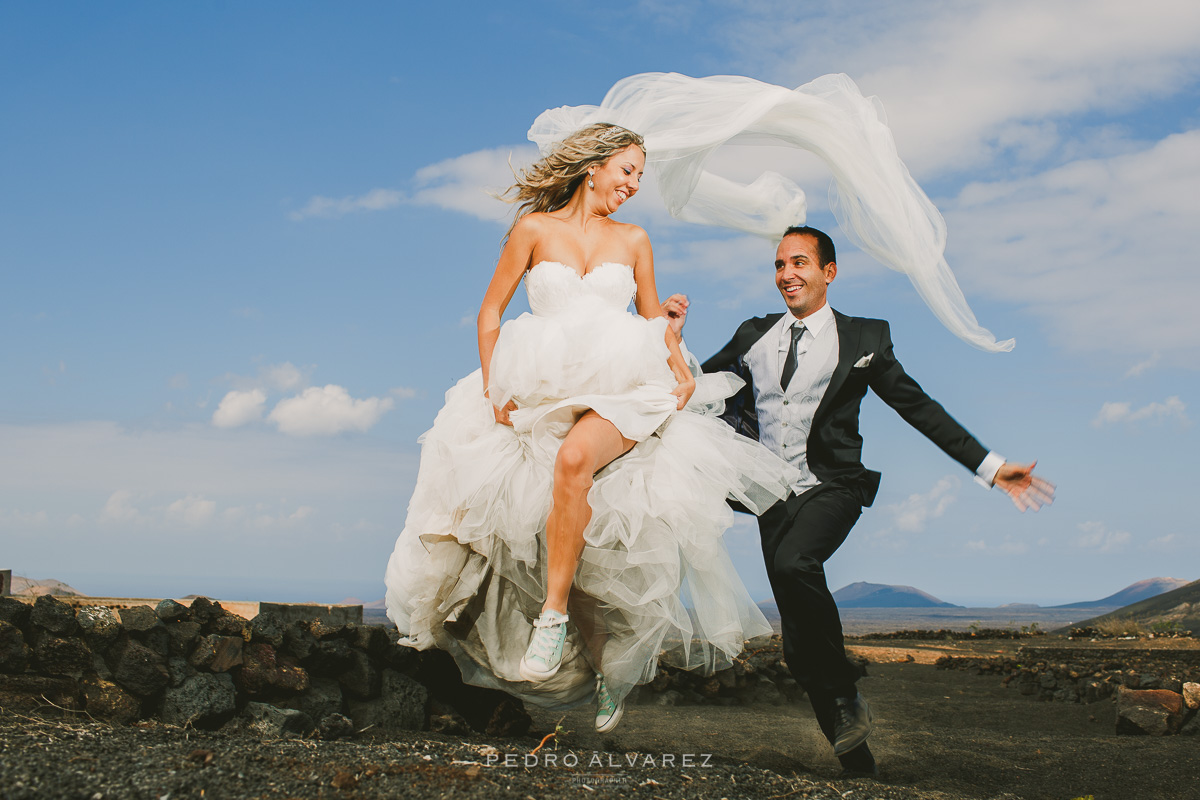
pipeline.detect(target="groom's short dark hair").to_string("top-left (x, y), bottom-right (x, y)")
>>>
top-left (781, 226), bottom-right (836, 267)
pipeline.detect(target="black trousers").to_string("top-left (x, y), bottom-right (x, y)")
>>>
top-left (758, 481), bottom-right (875, 770)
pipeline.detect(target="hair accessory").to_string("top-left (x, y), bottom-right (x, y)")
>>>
top-left (597, 125), bottom-right (628, 143)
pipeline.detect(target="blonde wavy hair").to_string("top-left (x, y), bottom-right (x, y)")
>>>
top-left (500, 123), bottom-right (645, 237)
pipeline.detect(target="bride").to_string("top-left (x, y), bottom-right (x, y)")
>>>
top-left (384, 121), bottom-right (797, 732)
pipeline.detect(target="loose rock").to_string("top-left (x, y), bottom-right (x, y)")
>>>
top-left (485, 696), bottom-right (531, 737)
top-left (347, 669), bottom-right (427, 732)
top-left (1116, 687), bottom-right (1185, 736)
top-left (430, 711), bottom-right (471, 735)
top-left (161, 673), bottom-right (237, 729)
top-left (76, 606), bottom-right (121, 653)
top-left (81, 676), bottom-right (140, 724)
top-left (236, 702), bottom-right (313, 738)
top-left (186, 597), bottom-right (222, 627)
top-left (1182, 681), bottom-right (1200, 711)
top-left (282, 677), bottom-right (342, 722)
top-left (0, 674), bottom-right (80, 712)
top-left (189, 634), bottom-right (244, 673)
top-left (337, 649), bottom-right (379, 699)
top-left (0, 597), bottom-right (32, 629)
top-left (208, 611), bottom-right (249, 638)
top-left (249, 611), bottom-right (285, 648)
top-left (317, 712), bottom-right (355, 740)
top-left (110, 638), bottom-right (169, 698)
top-left (29, 595), bottom-right (77, 637)
top-left (33, 635), bottom-right (92, 678)
top-left (118, 605), bottom-right (159, 633)
top-left (166, 620), bottom-right (201, 657)
top-left (0, 621), bottom-right (31, 674)
top-left (155, 599), bottom-right (190, 623)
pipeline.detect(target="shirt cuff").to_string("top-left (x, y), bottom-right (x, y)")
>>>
top-left (974, 452), bottom-right (1005, 489)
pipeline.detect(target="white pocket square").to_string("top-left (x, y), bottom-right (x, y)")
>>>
top-left (853, 353), bottom-right (874, 368)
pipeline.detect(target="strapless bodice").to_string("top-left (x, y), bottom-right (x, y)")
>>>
top-left (525, 261), bottom-right (635, 316)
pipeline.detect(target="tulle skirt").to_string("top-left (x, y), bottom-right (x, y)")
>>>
top-left (384, 308), bottom-right (796, 708)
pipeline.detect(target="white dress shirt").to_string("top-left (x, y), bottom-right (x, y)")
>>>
top-left (737, 303), bottom-right (1004, 496)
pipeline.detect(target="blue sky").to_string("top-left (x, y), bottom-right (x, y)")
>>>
top-left (3, 1), bottom-right (1197, 606)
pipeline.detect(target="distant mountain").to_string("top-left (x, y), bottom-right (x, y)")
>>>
top-left (10, 575), bottom-right (82, 597)
top-left (832, 582), bottom-right (960, 608)
top-left (1052, 577), bottom-right (1191, 609)
top-left (340, 597), bottom-right (387, 610)
top-left (757, 599), bottom-right (781, 624)
top-left (997, 603), bottom-right (1040, 609)
top-left (1055, 579), bottom-right (1200, 634)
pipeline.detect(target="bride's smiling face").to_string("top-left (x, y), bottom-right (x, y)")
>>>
top-left (588, 144), bottom-right (645, 214)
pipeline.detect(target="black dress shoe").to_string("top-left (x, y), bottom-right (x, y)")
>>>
top-left (838, 741), bottom-right (879, 778)
top-left (832, 693), bottom-right (873, 756)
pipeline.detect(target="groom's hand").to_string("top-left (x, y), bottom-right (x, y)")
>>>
top-left (994, 461), bottom-right (1055, 512)
top-left (661, 293), bottom-right (689, 340)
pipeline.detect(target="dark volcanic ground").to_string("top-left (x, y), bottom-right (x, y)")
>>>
top-left (3, 659), bottom-right (1197, 800)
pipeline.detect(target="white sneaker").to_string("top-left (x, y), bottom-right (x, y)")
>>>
top-left (519, 610), bottom-right (569, 681)
top-left (594, 673), bottom-right (624, 733)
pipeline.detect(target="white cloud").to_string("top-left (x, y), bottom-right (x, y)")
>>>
top-left (100, 490), bottom-right (143, 525)
top-left (263, 362), bottom-right (305, 392)
top-left (251, 504), bottom-right (314, 530)
top-left (1075, 521), bottom-right (1132, 553)
top-left (289, 188), bottom-right (403, 221)
top-left (165, 494), bottom-right (216, 527)
top-left (736, 0), bottom-right (1200, 176)
top-left (964, 537), bottom-right (1029, 555)
top-left (884, 475), bottom-right (959, 533)
top-left (944, 130), bottom-right (1200, 362)
top-left (167, 373), bottom-right (190, 390)
top-left (1125, 353), bottom-right (1162, 379)
top-left (410, 145), bottom-right (536, 221)
top-left (268, 385), bottom-right (394, 436)
top-left (1149, 533), bottom-right (1177, 549)
top-left (0, 507), bottom-right (50, 528)
top-left (212, 388), bottom-right (266, 428)
top-left (389, 386), bottom-right (417, 399)
top-left (1092, 396), bottom-right (1189, 427)
top-left (221, 361), bottom-right (312, 394)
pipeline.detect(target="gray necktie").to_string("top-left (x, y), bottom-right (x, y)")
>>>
top-left (780, 323), bottom-right (806, 390)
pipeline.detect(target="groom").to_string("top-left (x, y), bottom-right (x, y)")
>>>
top-left (668, 225), bottom-right (1052, 775)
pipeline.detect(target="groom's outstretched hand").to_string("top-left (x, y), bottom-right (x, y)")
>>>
top-left (994, 461), bottom-right (1055, 512)
top-left (661, 293), bottom-right (689, 340)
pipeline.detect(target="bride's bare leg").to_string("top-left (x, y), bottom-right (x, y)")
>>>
top-left (543, 410), bottom-right (635, 616)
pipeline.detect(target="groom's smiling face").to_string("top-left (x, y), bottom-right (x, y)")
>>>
top-left (775, 233), bottom-right (836, 319)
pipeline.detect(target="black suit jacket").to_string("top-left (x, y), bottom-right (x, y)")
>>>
top-left (702, 308), bottom-right (989, 508)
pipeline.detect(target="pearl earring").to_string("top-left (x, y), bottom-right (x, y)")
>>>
top-left (587, 176), bottom-right (595, 189)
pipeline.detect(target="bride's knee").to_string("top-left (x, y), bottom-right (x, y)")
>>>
top-left (553, 442), bottom-right (594, 488)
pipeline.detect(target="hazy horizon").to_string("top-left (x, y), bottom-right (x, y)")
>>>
top-left (9, 570), bottom-right (1187, 610)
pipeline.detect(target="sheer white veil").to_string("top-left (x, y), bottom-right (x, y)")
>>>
top-left (529, 73), bottom-right (1013, 352)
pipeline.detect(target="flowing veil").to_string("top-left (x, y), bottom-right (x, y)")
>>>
top-left (529, 73), bottom-right (1014, 353)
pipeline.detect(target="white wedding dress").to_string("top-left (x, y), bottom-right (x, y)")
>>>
top-left (384, 260), bottom-right (798, 708)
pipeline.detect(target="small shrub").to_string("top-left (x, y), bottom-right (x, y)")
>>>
top-left (1094, 617), bottom-right (1144, 638)
top-left (1149, 619), bottom-right (1183, 636)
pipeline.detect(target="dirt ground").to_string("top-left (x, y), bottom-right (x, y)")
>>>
top-left (531, 655), bottom-right (1199, 800)
top-left (3, 646), bottom-right (1197, 800)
